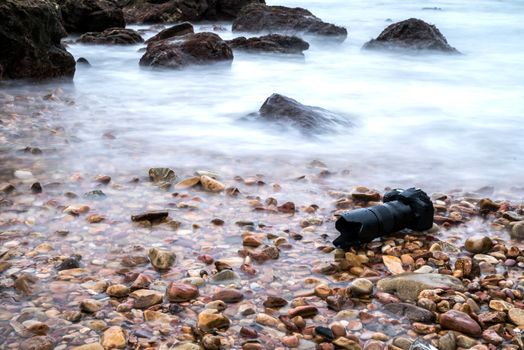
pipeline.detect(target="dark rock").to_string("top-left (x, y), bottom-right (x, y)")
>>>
top-left (227, 34), bottom-right (309, 54)
top-left (263, 295), bottom-right (287, 308)
top-left (363, 18), bottom-right (459, 53)
top-left (248, 93), bottom-right (352, 132)
top-left (31, 182), bottom-right (43, 194)
top-left (383, 303), bottom-right (435, 323)
top-left (124, 0), bottom-right (209, 24)
top-left (145, 22), bottom-right (194, 44)
top-left (315, 326), bottom-right (334, 340)
top-left (139, 32), bottom-right (233, 69)
top-left (58, 0), bottom-right (125, 34)
top-left (131, 211), bottom-right (169, 223)
top-left (78, 28), bottom-right (144, 44)
top-left (77, 57), bottom-right (91, 66)
top-left (124, 0), bottom-right (264, 23)
top-left (439, 310), bottom-right (482, 337)
top-left (232, 3), bottom-right (347, 40)
top-left (204, 0), bottom-right (265, 20)
top-left (56, 255), bottom-right (82, 271)
top-left (0, 0), bottom-right (75, 80)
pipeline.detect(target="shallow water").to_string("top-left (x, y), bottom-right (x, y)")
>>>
top-left (2, 0), bottom-right (524, 194)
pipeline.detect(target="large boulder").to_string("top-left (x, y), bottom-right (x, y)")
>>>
top-left (227, 34), bottom-right (309, 55)
top-left (58, 0), bottom-right (125, 33)
top-left (139, 32), bottom-right (233, 69)
top-left (78, 28), bottom-right (144, 44)
top-left (124, 0), bottom-right (209, 23)
top-left (248, 94), bottom-right (353, 133)
top-left (232, 4), bottom-right (347, 40)
top-left (124, 0), bottom-right (263, 23)
top-left (0, 0), bottom-right (75, 80)
top-left (363, 18), bottom-right (459, 53)
top-left (204, 0), bottom-right (265, 20)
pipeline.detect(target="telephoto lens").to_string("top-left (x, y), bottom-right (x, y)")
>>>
top-left (333, 188), bottom-right (434, 249)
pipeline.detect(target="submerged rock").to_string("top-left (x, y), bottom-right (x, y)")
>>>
top-left (363, 18), bottom-right (459, 53)
top-left (0, 0), bottom-right (75, 80)
top-left (58, 0), bottom-right (125, 34)
top-left (232, 3), bottom-right (347, 40)
top-left (145, 22), bottom-right (195, 44)
top-left (148, 247), bottom-right (176, 270)
top-left (131, 211), bottom-right (169, 223)
top-left (383, 303), bottom-right (435, 323)
top-left (78, 28), bottom-right (144, 45)
top-left (140, 33), bottom-right (233, 69)
top-left (149, 167), bottom-right (176, 183)
top-left (227, 34), bottom-right (309, 54)
top-left (248, 93), bottom-right (352, 133)
top-left (377, 273), bottom-right (465, 301)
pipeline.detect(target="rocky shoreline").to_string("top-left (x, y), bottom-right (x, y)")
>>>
top-left (0, 91), bottom-right (523, 350)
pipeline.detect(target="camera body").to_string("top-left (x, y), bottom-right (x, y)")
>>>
top-left (383, 188), bottom-right (434, 231)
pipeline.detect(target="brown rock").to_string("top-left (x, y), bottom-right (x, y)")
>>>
top-left (439, 310), bottom-right (481, 337)
top-left (232, 3), bottom-right (347, 40)
top-left (212, 289), bottom-right (244, 303)
top-left (166, 282), bottom-right (199, 302)
top-left (288, 305), bottom-right (318, 318)
top-left (140, 33), bottom-right (233, 70)
top-left (106, 284), bottom-right (130, 298)
top-left (80, 299), bottom-right (102, 313)
top-left (130, 289), bottom-right (163, 309)
top-left (263, 295), bottom-right (287, 308)
top-left (20, 336), bottom-right (53, 350)
top-left (197, 309), bottom-right (230, 332)
top-left (101, 326), bottom-right (126, 349)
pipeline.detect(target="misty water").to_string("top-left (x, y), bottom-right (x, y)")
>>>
top-left (3, 0), bottom-right (524, 195)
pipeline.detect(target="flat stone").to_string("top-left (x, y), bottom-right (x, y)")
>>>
top-left (166, 282), bottom-right (199, 302)
top-left (383, 303), bottom-right (435, 323)
top-left (212, 288), bottom-right (244, 303)
top-left (377, 273), bottom-right (464, 301)
top-left (106, 284), bottom-right (130, 298)
top-left (72, 344), bottom-right (104, 350)
top-left (130, 289), bottom-right (163, 309)
top-left (509, 307), bottom-right (524, 326)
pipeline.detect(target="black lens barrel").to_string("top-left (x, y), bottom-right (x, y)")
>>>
top-left (333, 188), bottom-right (434, 248)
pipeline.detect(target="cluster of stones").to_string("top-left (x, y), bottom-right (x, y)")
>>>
top-left (2, 160), bottom-right (523, 349)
